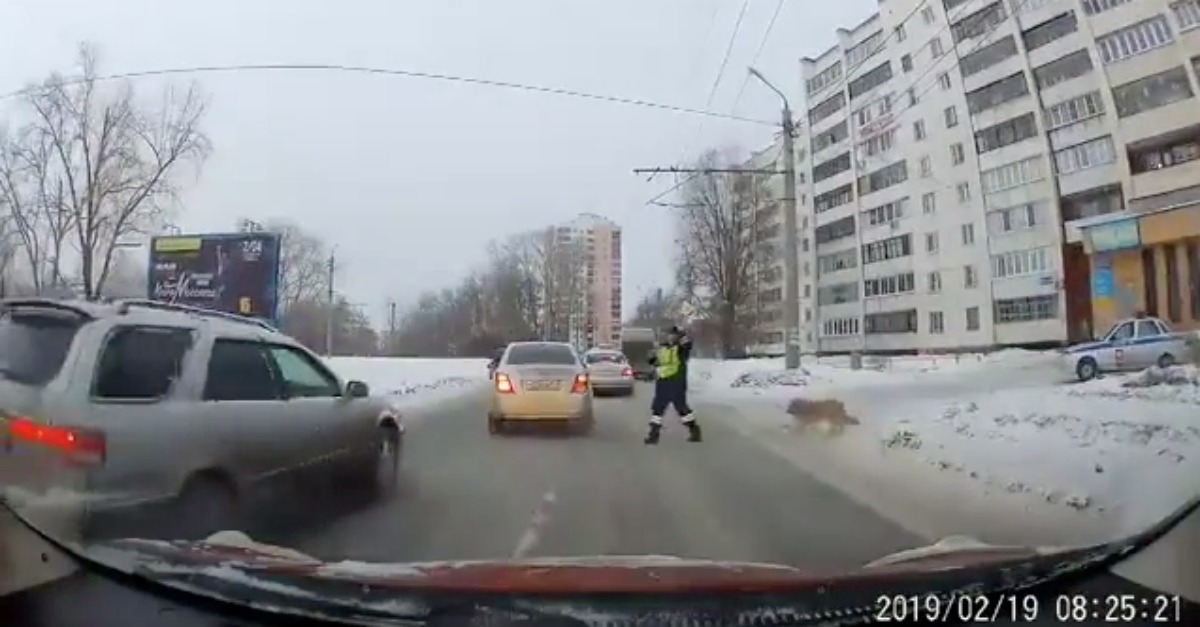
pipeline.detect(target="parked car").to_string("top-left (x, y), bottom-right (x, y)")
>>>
top-left (582, 348), bottom-right (635, 396)
top-left (1062, 314), bottom-right (1198, 381)
top-left (0, 298), bottom-right (404, 542)
top-left (488, 342), bottom-right (594, 435)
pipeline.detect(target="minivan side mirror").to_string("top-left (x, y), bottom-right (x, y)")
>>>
top-left (346, 380), bottom-right (370, 398)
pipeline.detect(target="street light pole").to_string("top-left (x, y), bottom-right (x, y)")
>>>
top-left (324, 248), bottom-right (336, 357)
top-left (748, 68), bottom-right (801, 370)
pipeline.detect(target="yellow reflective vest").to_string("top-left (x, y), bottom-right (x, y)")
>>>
top-left (655, 345), bottom-right (682, 379)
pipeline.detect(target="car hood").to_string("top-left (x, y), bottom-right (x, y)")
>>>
top-left (88, 531), bottom-right (1066, 593)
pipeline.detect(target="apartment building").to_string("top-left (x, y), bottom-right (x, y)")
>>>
top-left (795, 0), bottom-right (1200, 352)
top-left (542, 213), bottom-right (623, 350)
top-left (745, 142), bottom-right (818, 356)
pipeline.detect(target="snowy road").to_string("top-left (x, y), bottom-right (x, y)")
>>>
top-left (263, 384), bottom-right (924, 576)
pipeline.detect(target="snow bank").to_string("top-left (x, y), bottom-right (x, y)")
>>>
top-left (695, 358), bottom-right (1200, 546)
top-left (325, 357), bottom-right (489, 409)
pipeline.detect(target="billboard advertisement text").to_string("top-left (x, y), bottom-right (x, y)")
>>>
top-left (148, 232), bottom-right (282, 323)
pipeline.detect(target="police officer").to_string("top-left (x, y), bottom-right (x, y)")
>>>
top-left (644, 325), bottom-right (702, 445)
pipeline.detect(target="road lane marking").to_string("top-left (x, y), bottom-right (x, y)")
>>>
top-left (512, 489), bottom-right (557, 559)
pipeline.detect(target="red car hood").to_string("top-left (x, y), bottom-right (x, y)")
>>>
top-left (91, 531), bottom-right (1067, 594)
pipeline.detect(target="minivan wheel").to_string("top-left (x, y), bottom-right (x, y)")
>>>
top-left (1076, 357), bottom-right (1099, 382)
top-left (174, 476), bottom-right (238, 541)
top-left (1158, 353), bottom-right (1177, 368)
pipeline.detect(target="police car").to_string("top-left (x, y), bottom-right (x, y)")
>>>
top-left (1061, 314), bottom-right (1197, 381)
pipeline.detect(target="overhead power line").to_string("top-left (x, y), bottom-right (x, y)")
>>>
top-left (729, 0), bottom-right (786, 114)
top-left (703, 0), bottom-right (753, 111)
top-left (0, 62), bottom-right (776, 127)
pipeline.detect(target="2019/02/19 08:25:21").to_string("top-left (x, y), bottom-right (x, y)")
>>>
top-left (873, 592), bottom-right (1183, 623)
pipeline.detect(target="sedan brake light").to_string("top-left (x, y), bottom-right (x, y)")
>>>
top-left (621, 367), bottom-right (634, 378)
top-left (4, 416), bottom-right (106, 466)
top-left (570, 373), bottom-right (589, 394)
top-left (495, 373), bottom-right (516, 394)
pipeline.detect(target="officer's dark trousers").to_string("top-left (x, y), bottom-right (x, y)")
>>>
top-left (649, 377), bottom-right (693, 425)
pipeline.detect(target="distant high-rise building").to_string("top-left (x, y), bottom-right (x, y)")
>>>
top-left (540, 214), bottom-right (622, 350)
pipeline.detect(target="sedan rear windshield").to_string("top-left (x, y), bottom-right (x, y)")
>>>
top-left (506, 344), bottom-right (578, 366)
top-left (0, 311), bottom-right (83, 386)
top-left (585, 352), bottom-right (626, 364)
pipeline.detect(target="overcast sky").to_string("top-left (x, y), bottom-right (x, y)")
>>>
top-left (0, 0), bottom-right (874, 323)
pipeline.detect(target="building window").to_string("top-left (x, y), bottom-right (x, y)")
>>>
top-left (962, 223), bottom-right (976, 245)
top-left (951, 143), bottom-right (966, 165)
top-left (964, 265), bottom-right (978, 288)
top-left (811, 120), bottom-right (850, 152)
top-left (922, 6), bottom-right (937, 23)
top-left (944, 105), bottom-right (959, 128)
top-left (921, 155), bottom-right (933, 177)
top-left (817, 282), bottom-right (860, 305)
top-left (987, 199), bottom-right (1045, 234)
top-left (1111, 66), bottom-right (1195, 119)
top-left (1165, 244), bottom-right (1181, 322)
top-left (822, 316), bottom-right (861, 336)
top-left (966, 72), bottom-right (1030, 114)
top-left (931, 37), bottom-right (945, 57)
top-left (865, 309), bottom-right (918, 334)
top-left (814, 183), bottom-right (855, 213)
top-left (981, 155), bottom-right (1045, 193)
top-left (1187, 241), bottom-right (1200, 319)
top-left (1082, 0), bottom-right (1132, 15)
top-left (902, 54), bottom-right (914, 72)
top-left (808, 92), bottom-right (847, 125)
top-left (994, 294), bottom-right (1058, 323)
top-left (966, 306), bottom-right (981, 330)
top-left (922, 192), bottom-right (937, 214)
top-left (1172, 0), bottom-right (1200, 31)
top-left (1053, 136), bottom-right (1116, 175)
top-left (813, 152), bottom-right (853, 182)
top-left (862, 128), bottom-right (898, 157)
top-left (862, 233), bottom-right (913, 264)
top-left (1022, 12), bottom-right (1079, 51)
top-left (960, 35), bottom-right (1019, 78)
top-left (854, 93), bottom-right (894, 128)
top-left (914, 119), bottom-right (927, 140)
top-left (1129, 129), bottom-right (1200, 174)
top-left (1033, 49), bottom-right (1093, 89)
top-left (815, 214), bottom-right (857, 244)
top-left (847, 31), bottom-right (885, 67)
top-left (806, 61), bottom-right (844, 97)
top-left (863, 197), bottom-right (908, 225)
top-left (1060, 185), bottom-right (1124, 221)
top-left (849, 62), bottom-right (895, 100)
top-left (864, 272), bottom-right (916, 297)
top-left (956, 182), bottom-right (972, 202)
top-left (929, 271), bottom-right (943, 292)
top-left (1096, 17), bottom-right (1174, 65)
top-left (991, 246), bottom-right (1051, 279)
top-left (1043, 91), bottom-right (1104, 130)
top-left (952, 2), bottom-right (1007, 44)
top-left (926, 232), bottom-right (940, 253)
top-left (929, 311), bottom-right (945, 334)
top-left (938, 73), bottom-right (952, 91)
top-left (975, 111), bottom-right (1039, 153)
top-left (858, 160), bottom-right (909, 196)
top-left (817, 249), bottom-right (858, 275)
top-left (908, 87), bottom-right (918, 106)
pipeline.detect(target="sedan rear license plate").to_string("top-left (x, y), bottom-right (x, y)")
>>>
top-left (524, 379), bottom-right (562, 391)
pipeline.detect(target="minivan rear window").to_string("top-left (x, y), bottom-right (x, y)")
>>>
top-left (0, 311), bottom-right (83, 386)
top-left (506, 344), bottom-right (578, 366)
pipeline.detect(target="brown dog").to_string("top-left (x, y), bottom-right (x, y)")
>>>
top-left (786, 398), bottom-right (860, 436)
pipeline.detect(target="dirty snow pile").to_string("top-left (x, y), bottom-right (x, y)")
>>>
top-left (1067, 364), bottom-right (1200, 405)
top-left (698, 356), bottom-right (1200, 540)
top-left (326, 357), bottom-right (489, 405)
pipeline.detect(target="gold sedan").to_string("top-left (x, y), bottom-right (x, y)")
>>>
top-left (488, 342), bottom-right (595, 435)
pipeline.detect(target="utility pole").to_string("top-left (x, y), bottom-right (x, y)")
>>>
top-left (324, 249), bottom-right (336, 357)
top-left (749, 67), bottom-right (801, 370)
top-left (387, 299), bottom-right (397, 355)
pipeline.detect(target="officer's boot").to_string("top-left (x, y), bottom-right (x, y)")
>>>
top-left (643, 422), bottom-right (662, 445)
top-left (684, 418), bottom-right (702, 443)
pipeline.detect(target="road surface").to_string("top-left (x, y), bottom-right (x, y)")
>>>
top-left (263, 383), bottom-right (924, 575)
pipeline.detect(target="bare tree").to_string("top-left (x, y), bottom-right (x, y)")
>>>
top-left (0, 125), bottom-right (74, 293)
top-left (268, 219), bottom-right (329, 314)
top-left (673, 149), bottom-right (767, 356)
top-left (18, 44), bottom-right (210, 299)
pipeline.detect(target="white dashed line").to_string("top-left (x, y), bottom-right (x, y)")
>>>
top-left (512, 489), bottom-right (558, 559)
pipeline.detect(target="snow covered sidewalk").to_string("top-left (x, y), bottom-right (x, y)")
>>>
top-left (326, 357), bottom-right (490, 414)
top-left (691, 358), bottom-right (1200, 548)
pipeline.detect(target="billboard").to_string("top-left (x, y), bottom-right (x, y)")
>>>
top-left (147, 232), bottom-right (283, 323)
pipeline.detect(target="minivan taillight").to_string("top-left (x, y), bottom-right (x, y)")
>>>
top-left (495, 373), bottom-right (516, 394)
top-left (5, 417), bottom-right (106, 465)
top-left (570, 374), bottom-right (589, 394)
top-left (621, 367), bottom-right (634, 378)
